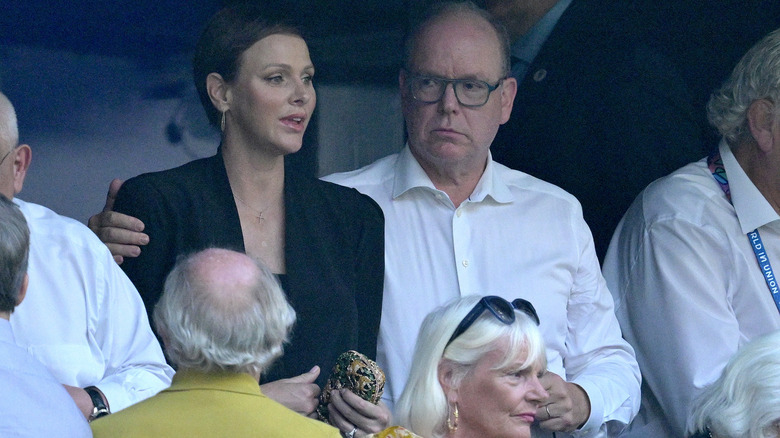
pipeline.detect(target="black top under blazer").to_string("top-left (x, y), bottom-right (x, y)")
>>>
top-left (114, 150), bottom-right (385, 387)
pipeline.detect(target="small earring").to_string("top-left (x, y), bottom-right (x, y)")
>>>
top-left (220, 111), bottom-right (226, 133)
top-left (447, 402), bottom-right (459, 432)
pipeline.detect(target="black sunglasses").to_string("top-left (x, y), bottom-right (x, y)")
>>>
top-left (446, 296), bottom-right (540, 347)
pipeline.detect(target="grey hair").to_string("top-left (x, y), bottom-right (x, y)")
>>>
top-left (395, 295), bottom-right (546, 438)
top-left (403, 1), bottom-right (512, 78)
top-left (0, 194), bottom-right (29, 313)
top-left (707, 28), bottom-right (780, 147)
top-left (0, 92), bottom-right (19, 153)
top-left (687, 330), bottom-right (780, 438)
top-left (153, 248), bottom-right (296, 377)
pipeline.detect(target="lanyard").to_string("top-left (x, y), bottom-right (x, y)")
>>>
top-left (708, 150), bottom-right (780, 314)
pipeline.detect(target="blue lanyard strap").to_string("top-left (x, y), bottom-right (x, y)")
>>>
top-left (708, 150), bottom-right (780, 314)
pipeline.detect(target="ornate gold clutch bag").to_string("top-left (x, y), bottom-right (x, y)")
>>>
top-left (317, 350), bottom-right (386, 422)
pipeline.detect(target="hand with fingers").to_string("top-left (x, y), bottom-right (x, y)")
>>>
top-left (327, 389), bottom-right (391, 437)
top-left (88, 179), bottom-right (148, 264)
top-left (536, 371), bottom-right (591, 433)
top-left (260, 366), bottom-right (322, 417)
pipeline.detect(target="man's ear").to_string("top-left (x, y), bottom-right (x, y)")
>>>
top-left (206, 72), bottom-right (230, 113)
top-left (15, 273), bottom-right (28, 307)
top-left (437, 359), bottom-right (459, 404)
top-left (499, 76), bottom-right (517, 124)
top-left (12, 144), bottom-right (31, 196)
top-left (747, 99), bottom-right (776, 153)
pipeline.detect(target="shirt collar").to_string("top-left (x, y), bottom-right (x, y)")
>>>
top-left (392, 144), bottom-right (514, 205)
top-left (166, 369), bottom-right (263, 397)
top-left (511, 0), bottom-right (573, 65)
top-left (720, 139), bottom-right (780, 233)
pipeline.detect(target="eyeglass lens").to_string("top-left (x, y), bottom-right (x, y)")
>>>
top-left (410, 76), bottom-right (495, 107)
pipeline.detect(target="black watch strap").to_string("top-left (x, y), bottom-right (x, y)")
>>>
top-left (85, 386), bottom-right (110, 421)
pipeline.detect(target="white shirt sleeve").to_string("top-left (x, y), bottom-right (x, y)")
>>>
top-left (90, 243), bottom-right (175, 412)
top-left (608, 216), bottom-right (739, 437)
top-left (563, 213), bottom-right (641, 437)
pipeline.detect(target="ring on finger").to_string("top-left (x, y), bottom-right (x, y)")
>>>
top-left (344, 427), bottom-right (357, 438)
top-left (545, 404), bottom-right (552, 419)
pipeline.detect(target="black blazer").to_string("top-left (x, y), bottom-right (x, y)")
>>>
top-left (114, 151), bottom-right (385, 386)
top-left (491, 0), bottom-right (706, 261)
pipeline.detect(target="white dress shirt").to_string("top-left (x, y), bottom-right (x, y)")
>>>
top-left (603, 140), bottom-right (780, 437)
top-left (10, 199), bottom-right (174, 413)
top-left (324, 146), bottom-right (640, 438)
top-left (0, 319), bottom-right (92, 438)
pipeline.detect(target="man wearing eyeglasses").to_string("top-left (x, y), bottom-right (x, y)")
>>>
top-left (0, 91), bottom-right (174, 422)
top-left (324, 3), bottom-right (639, 437)
top-left (88, 2), bottom-right (639, 437)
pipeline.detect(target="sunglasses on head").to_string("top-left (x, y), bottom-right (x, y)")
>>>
top-left (446, 296), bottom-right (540, 348)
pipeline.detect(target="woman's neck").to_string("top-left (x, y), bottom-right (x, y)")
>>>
top-left (221, 139), bottom-right (285, 204)
top-left (220, 138), bottom-right (287, 274)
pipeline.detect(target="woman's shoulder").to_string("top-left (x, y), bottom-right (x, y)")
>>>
top-left (115, 153), bottom-right (231, 219)
top-left (367, 426), bottom-right (423, 438)
top-left (122, 154), bottom-right (221, 193)
top-left (289, 175), bottom-right (384, 222)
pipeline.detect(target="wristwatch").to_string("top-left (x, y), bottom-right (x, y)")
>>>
top-left (84, 386), bottom-right (110, 421)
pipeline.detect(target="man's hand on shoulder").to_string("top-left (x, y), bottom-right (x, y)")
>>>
top-left (87, 179), bottom-right (148, 264)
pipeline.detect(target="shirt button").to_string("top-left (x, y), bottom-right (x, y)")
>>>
top-left (456, 209), bottom-right (462, 218)
top-left (462, 259), bottom-right (469, 268)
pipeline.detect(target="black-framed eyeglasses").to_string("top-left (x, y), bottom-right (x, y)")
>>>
top-left (446, 296), bottom-right (540, 347)
top-left (406, 72), bottom-right (503, 108)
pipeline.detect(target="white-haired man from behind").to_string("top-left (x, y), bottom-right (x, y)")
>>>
top-left (0, 194), bottom-right (91, 437)
top-left (687, 330), bottom-right (780, 438)
top-left (0, 90), bottom-right (173, 421)
top-left (90, 248), bottom-right (341, 437)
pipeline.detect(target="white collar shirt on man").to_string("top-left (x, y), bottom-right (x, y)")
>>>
top-left (602, 139), bottom-right (780, 437)
top-left (324, 145), bottom-right (640, 438)
top-left (10, 199), bottom-right (173, 413)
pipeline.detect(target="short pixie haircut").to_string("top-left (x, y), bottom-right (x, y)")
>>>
top-left (687, 330), bottom-right (780, 438)
top-left (153, 249), bottom-right (296, 377)
top-left (395, 295), bottom-right (546, 438)
top-left (193, 2), bottom-right (303, 128)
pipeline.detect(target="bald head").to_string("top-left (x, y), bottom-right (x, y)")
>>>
top-left (187, 248), bottom-right (262, 310)
top-left (0, 92), bottom-right (18, 154)
top-left (154, 248), bottom-right (296, 377)
top-left (0, 92), bottom-right (30, 199)
top-left (404, 1), bottom-right (511, 78)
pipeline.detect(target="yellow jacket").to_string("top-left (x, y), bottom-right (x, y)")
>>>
top-left (91, 369), bottom-right (341, 437)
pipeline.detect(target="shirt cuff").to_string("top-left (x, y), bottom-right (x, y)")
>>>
top-left (93, 381), bottom-right (131, 413)
top-left (570, 379), bottom-right (605, 437)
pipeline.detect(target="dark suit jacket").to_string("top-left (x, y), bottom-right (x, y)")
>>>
top-left (113, 151), bottom-right (385, 387)
top-left (491, 0), bottom-right (706, 261)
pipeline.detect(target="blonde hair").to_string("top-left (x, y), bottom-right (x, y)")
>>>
top-left (395, 295), bottom-right (546, 437)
